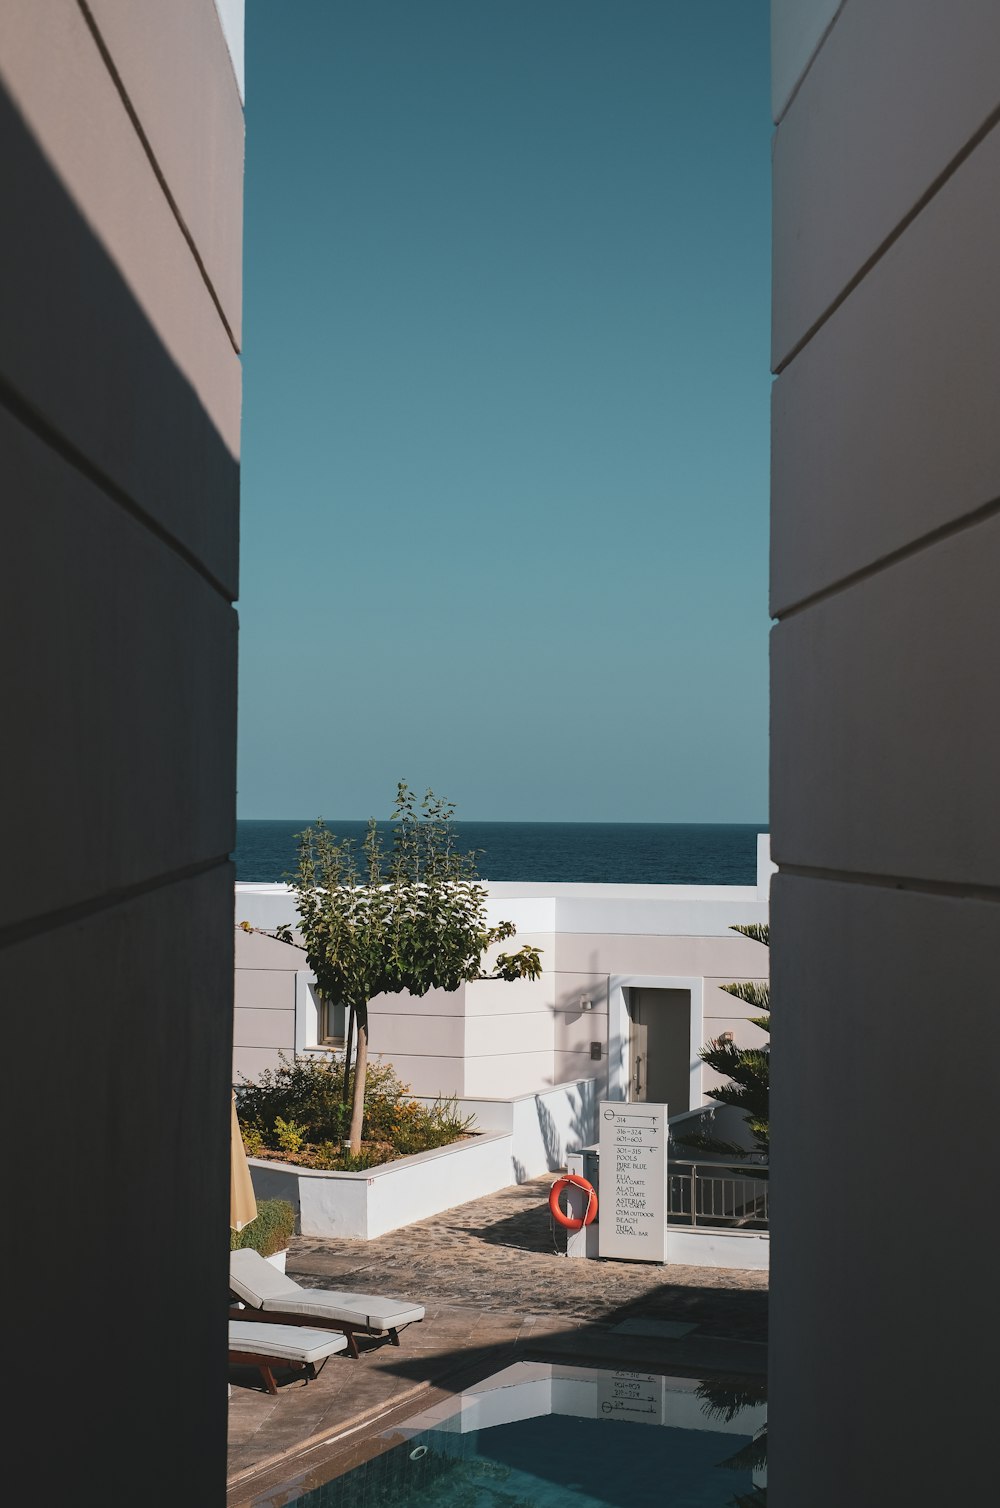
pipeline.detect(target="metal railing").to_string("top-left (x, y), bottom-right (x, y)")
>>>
top-left (667, 1160), bottom-right (769, 1229)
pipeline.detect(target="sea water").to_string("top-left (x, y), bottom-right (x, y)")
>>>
top-left (234, 820), bottom-right (766, 887)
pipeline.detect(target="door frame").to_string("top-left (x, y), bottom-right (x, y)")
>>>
top-left (607, 975), bottom-right (705, 1109)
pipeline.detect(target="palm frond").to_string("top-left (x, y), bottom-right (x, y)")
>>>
top-left (720, 980), bottom-right (770, 1015)
top-left (696, 1377), bottom-right (766, 1420)
top-left (731, 922), bottom-right (769, 947)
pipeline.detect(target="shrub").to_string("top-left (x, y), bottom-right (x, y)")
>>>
top-left (237, 1054), bottom-right (349, 1144)
top-left (273, 1116), bottom-right (307, 1154)
top-left (236, 1053), bottom-right (476, 1169)
top-left (230, 1197), bottom-right (295, 1257)
top-left (369, 1093), bottom-right (475, 1156)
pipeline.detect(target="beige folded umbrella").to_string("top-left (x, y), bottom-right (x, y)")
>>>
top-left (230, 1091), bottom-right (258, 1232)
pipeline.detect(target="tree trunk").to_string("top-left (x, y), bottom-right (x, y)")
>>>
top-left (342, 1005), bottom-right (355, 1107)
top-left (348, 1002), bottom-right (368, 1155)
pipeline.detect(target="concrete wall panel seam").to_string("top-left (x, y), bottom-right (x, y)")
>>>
top-left (771, 119), bottom-right (1000, 613)
top-left (773, 0), bottom-right (1000, 370)
top-left (76, 0), bottom-right (242, 354)
top-left (771, 518), bottom-right (1000, 886)
top-left (774, 103), bottom-right (1000, 374)
top-left (770, 0), bottom-right (847, 126)
top-left (769, 863), bottom-right (1000, 906)
top-left (0, 856), bottom-right (234, 954)
top-left (773, 495), bottom-right (1000, 622)
top-left (0, 379), bottom-right (236, 604)
top-left (0, 55), bottom-right (241, 592)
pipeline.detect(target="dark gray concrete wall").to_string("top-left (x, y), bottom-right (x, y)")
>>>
top-left (0, 2), bottom-right (242, 1500)
top-left (769, 2), bottom-right (1000, 1502)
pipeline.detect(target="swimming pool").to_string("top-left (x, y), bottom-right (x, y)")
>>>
top-left (253, 1360), bottom-right (767, 1507)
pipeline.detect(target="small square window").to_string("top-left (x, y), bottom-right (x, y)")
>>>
top-left (315, 988), bottom-right (346, 1046)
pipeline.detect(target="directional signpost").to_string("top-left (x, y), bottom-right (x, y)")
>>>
top-left (597, 1101), bottom-right (669, 1262)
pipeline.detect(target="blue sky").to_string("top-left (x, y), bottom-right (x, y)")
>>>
top-left (238, 0), bottom-right (772, 823)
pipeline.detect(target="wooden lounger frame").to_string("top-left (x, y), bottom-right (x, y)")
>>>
top-left (227, 1304), bottom-right (403, 1359)
top-left (227, 1343), bottom-right (328, 1396)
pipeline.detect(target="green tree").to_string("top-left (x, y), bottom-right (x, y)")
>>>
top-left (675, 922), bottom-right (770, 1160)
top-left (280, 782), bottom-right (543, 1154)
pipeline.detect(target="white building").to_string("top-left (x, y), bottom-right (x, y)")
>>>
top-left (233, 835), bottom-right (774, 1125)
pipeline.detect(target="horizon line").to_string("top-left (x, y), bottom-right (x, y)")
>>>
top-left (235, 816), bottom-right (770, 828)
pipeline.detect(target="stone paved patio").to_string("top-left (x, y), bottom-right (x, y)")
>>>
top-left (227, 1176), bottom-right (768, 1505)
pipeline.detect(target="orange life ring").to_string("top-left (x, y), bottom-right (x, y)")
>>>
top-left (548, 1173), bottom-right (598, 1230)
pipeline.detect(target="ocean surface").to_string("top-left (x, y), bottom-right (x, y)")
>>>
top-left (234, 820), bottom-right (767, 887)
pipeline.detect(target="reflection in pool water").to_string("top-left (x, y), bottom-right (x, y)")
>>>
top-left (263, 1361), bottom-right (767, 1508)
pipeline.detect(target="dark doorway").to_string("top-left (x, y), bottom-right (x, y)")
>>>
top-left (627, 988), bottom-right (692, 1113)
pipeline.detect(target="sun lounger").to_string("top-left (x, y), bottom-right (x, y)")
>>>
top-left (228, 1319), bottom-right (349, 1395)
top-left (229, 1248), bottom-right (426, 1358)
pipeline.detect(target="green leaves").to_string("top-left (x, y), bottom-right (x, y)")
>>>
top-left (234, 1053), bottom-right (474, 1167)
top-left (677, 922), bottom-right (771, 1159)
top-left (732, 922), bottom-right (769, 948)
top-left (285, 782), bottom-right (545, 1145)
top-left (720, 979), bottom-right (771, 1020)
top-left (229, 1198), bottom-right (296, 1258)
top-left (493, 945), bottom-right (543, 982)
top-left (285, 786), bottom-right (543, 1007)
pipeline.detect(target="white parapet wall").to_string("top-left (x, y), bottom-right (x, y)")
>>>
top-left (666, 1227), bottom-right (769, 1270)
top-left (565, 1218), bottom-right (768, 1270)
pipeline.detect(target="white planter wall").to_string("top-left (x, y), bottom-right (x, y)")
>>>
top-left (249, 1130), bottom-right (515, 1239)
top-left (416, 1078), bottom-right (603, 1180)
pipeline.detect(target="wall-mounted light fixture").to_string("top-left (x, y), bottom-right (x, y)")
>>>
top-left (718, 1031), bottom-right (734, 1044)
top-left (581, 997), bottom-right (593, 1011)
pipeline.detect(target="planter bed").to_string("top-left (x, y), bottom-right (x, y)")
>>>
top-left (249, 1129), bottom-right (515, 1239)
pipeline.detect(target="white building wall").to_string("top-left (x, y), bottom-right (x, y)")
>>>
top-left (233, 926), bottom-right (303, 1084)
top-left (233, 846), bottom-right (771, 1103)
top-left (212, 0), bottom-right (245, 101)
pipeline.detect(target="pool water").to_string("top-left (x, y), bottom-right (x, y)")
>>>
top-left (274, 1361), bottom-right (767, 1508)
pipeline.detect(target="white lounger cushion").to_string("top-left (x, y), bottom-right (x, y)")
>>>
top-left (258, 1290), bottom-right (426, 1330)
top-left (230, 1248), bottom-right (426, 1332)
top-left (229, 1321), bottom-right (349, 1365)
